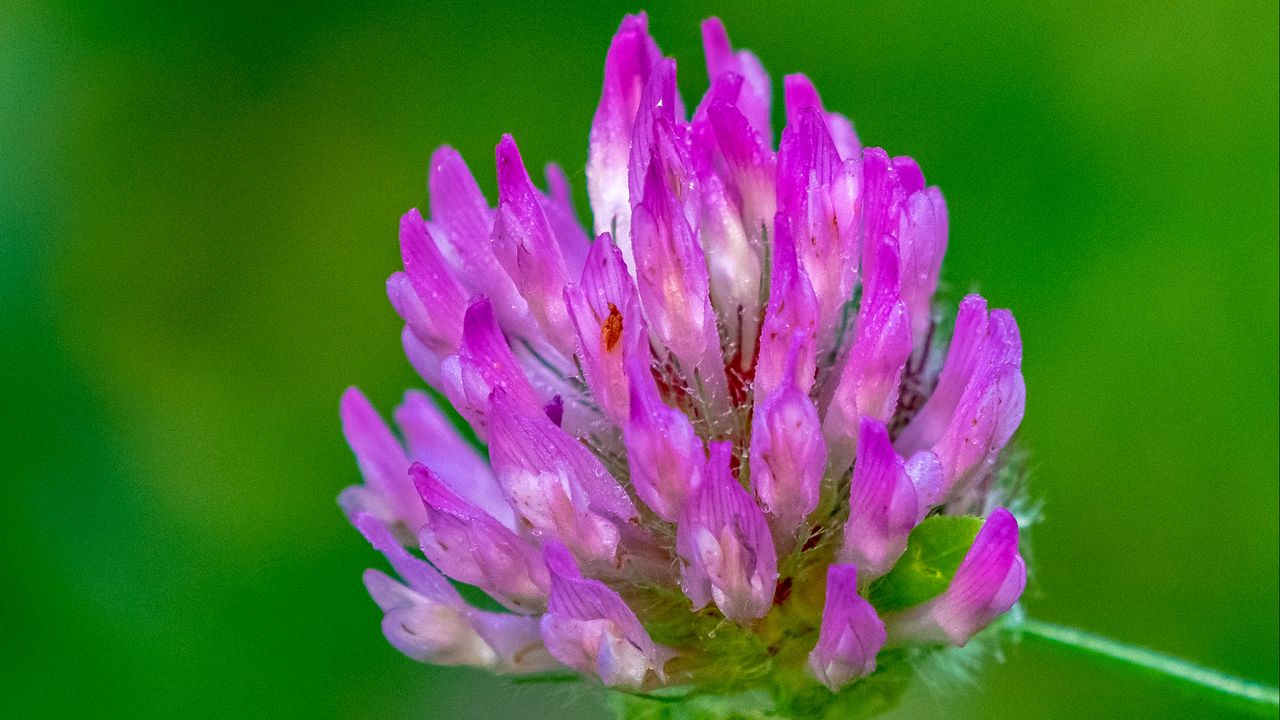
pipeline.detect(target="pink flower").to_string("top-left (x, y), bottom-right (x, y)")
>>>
top-left (339, 12), bottom-right (1029, 708)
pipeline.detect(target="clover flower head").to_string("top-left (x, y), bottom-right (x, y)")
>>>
top-left (340, 13), bottom-right (1028, 717)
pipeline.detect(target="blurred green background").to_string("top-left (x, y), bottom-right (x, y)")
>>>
top-left (3, 0), bottom-right (1277, 718)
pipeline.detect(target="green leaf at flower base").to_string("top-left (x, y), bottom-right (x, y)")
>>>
top-left (868, 515), bottom-right (984, 612)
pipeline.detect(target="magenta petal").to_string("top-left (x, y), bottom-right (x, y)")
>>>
top-left (699, 167), bottom-right (763, 366)
top-left (824, 238), bottom-right (912, 475)
top-left (838, 418), bottom-right (919, 580)
top-left (428, 147), bottom-right (529, 330)
top-left (749, 339), bottom-right (826, 542)
top-left (776, 107), bottom-right (861, 354)
top-left (930, 316), bottom-right (1025, 491)
top-left (363, 567), bottom-right (497, 667)
top-left (488, 388), bottom-right (638, 569)
top-left (587, 13), bottom-right (670, 263)
top-left (904, 450), bottom-right (945, 515)
top-left (492, 135), bottom-right (575, 350)
top-left (859, 149), bottom-right (906, 287)
top-left (441, 297), bottom-right (544, 437)
top-left (398, 209), bottom-right (468, 354)
top-left (401, 325), bottom-right (443, 387)
top-left (689, 71), bottom-right (742, 178)
top-left (776, 107), bottom-right (843, 216)
top-left (576, 232), bottom-right (644, 317)
top-left (388, 274), bottom-right (450, 389)
top-left (466, 610), bottom-right (561, 674)
top-left (754, 218), bottom-right (819, 401)
top-left (428, 146), bottom-right (493, 256)
top-left (807, 564), bottom-right (886, 690)
top-left (701, 17), bottom-right (772, 142)
top-left (386, 272), bottom-right (431, 347)
top-left (707, 99), bottom-right (777, 238)
top-left (357, 512), bottom-right (459, 603)
top-left (898, 298), bottom-right (1025, 495)
top-left (338, 388), bottom-right (424, 533)
top-left (864, 151), bottom-right (943, 352)
top-left (393, 390), bottom-right (511, 525)
top-left (861, 149), bottom-right (946, 352)
top-left (631, 130), bottom-right (719, 370)
top-left (898, 187), bottom-right (949, 348)
top-left (491, 387), bottom-right (638, 520)
top-left (782, 74), bottom-right (822, 127)
top-left (565, 233), bottom-right (647, 425)
top-left (624, 353), bottom-right (705, 522)
top-left (825, 113), bottom-right (860, 165)
top-left (360, 514), bottom-right (552, 672)
top-left (539, 542), bottom-right (669, 689)
top-left (413, 464), bottom-right (548, 613)
top-left (888, 508), bottom-right (1026, 646)
top-left (692, 71), bottom-right (744, 134)
top-left (629, 60), bottom-right (694, 233)
top-left (892, 156), bottom-right (925, 196)
top-left (677, 442), bottom-right (778, 622)
top-left (897, 295), bottom-right (991, 451)
top-left (783, 74), bottom-right (861, 161)
top-left (690, 84), bottom-right (769, 378)
top-left (543, 162), bottom-right (591, 276)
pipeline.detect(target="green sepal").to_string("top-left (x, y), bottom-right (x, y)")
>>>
top-left (869, 514), bottom-right (983, 612)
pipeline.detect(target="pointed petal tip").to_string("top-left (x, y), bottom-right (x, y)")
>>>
top-left (339, 385), bottom-right (367, 412)
top-left (399, 206), bottom-right (425, 227)
top-left (960, 292), bottom-right (990, 313)
top-left (618, 11), bottom-right (649, 32)
top-left (701, 16), bottom-right (730, 59)
top-left (783, 73), bottom-right (822, 111)
top-left (353, 511), bottom-right (396, 553)
top-left (408, 460), bottom-right (441, 502)
top-left (429, 143), bottom-right (460, 167)
top-left (495, 134), bottom-right (524, 176)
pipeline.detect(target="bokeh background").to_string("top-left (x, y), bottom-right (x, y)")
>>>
top-left (3, 1), bottom-right (1277, 718)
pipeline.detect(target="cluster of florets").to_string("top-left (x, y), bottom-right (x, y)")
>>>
top-left (340, 13), bottom-right (1027, 713)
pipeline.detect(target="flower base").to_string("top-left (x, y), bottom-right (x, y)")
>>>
top-left (608, 663), bottom-right (912, 720)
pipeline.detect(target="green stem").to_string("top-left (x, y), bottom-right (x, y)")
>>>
top-left (1015, 618), bottom-right (1279, 711)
